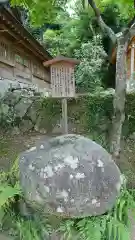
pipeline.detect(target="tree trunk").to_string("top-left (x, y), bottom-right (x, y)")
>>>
top-left (110, 35), bottom-right (128, 158)
top-left (87, 0), bottom-right (132, 159)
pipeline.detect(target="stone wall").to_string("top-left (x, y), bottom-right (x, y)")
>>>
top-left (0, 85), bottom-right (115, 147)
top-left (1, 82), bottom-right (135, 148)
top-left (0, 78), bottom-right (52, 134)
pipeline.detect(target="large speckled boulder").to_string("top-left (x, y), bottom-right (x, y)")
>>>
top-left (19, 134), bottom-right (122, 218)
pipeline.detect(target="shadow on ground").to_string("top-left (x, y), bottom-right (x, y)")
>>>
top-left (0, 132), bottom-right (54, 172)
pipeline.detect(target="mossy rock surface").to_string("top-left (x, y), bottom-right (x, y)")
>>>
top-left (19, 134), bottom-right (121, 218)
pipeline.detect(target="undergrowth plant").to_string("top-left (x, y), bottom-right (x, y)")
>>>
top-left (59, 188), bottom-right (135, 240)
top-left (15, 215), bottom-right (51, 240)
top-left (0, 157), bottom-right (51, 240)
top-left (0, 157), bottom-right (21, 226)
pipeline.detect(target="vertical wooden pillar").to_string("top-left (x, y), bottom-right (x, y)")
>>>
top-left (127, 44), bottom-right (135, 91)
top-left (131, 44), bottom-right (135, 77)
top-left (62, 98), bottom-right (68, 134)
top-left (131, 45), bottom-right (135, 77)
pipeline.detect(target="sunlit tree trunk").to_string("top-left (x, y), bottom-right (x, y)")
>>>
top-left (110, 36), bottom-right (128, 158)
top-left (88, 0), bottom-right (131, 158)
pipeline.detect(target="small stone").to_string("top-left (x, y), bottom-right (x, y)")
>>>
top-left (95, 202), bottom-right (100, 207)
top-left (40, 144), bottom-right (44, 150)
top-left (83, 198), bottom-right (89, 203)
top-left (92, 199), bottom-right (97, 204)
top-left (28, 164), bottom-right (35, 171)
top-left (61, 190), bottom-right (68, 200)
top-left (75, 173), bottom-right (85, 179)
top-left (57, 206), bottom-right (64, 213)
top-left (44, 186), bottom-right (50, 193)
top-left (43, 173), bottom-right (47, 179)
top-left (70, 174), bottom-right (74, 179)
top-left (27, 146), bottom-right (36, 152)
top-left (97, 159), bottom-right (104, 167)
top-left (71, 199), bottom-right (75, 203)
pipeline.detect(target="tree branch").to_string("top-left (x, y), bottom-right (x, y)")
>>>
top-left (88, 0), bottom-right (116, 44)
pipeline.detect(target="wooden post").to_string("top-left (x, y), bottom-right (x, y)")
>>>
top-left (62, 98), bottom-right (68, 134)
top-left (131, 44), bottom-right (135, 77)
top-left (127, 44), bottom-right (135, 91)
top-left (43, 57), bottom-right (80, 135)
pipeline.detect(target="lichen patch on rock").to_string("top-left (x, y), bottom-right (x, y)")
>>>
top-left (64, 156), bottom-right (79, 169)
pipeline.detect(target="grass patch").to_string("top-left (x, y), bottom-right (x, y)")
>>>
top-left (1, 188), bottom-right (135, 240)
top-left (0, 138), bottom-right (12, 157)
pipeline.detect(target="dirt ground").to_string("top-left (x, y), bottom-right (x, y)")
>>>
top-left (0, 132), bottom-right (57, 172)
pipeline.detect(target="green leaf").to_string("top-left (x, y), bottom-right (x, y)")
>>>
top-left (0, 185), bottom-right (21, 208)
top-left (107, 218), bottom-right (130, 240)
top-left (118, 198), bottom-right (126, 222)
top-left (77, 218), bottom-right (102, 240)
top-left (0, 208), bottom-right (5, 224)
top-left (107, 220), bottom-right (113, 240)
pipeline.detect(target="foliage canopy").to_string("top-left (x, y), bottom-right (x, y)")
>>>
top-left (10, 0), bottom-right (134, 26)
top-left (11, 0), bottom-right (68, 25)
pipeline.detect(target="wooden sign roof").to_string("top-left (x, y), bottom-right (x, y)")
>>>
top-left (44, 56), bottom-right (80, 98)
top-left (43, 56), bottom-right (80, 67)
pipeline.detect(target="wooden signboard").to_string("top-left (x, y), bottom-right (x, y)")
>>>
top-left (51, 63), bottom-right (75, 98)
top-left (44, 56), bottom-right (80, 133)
